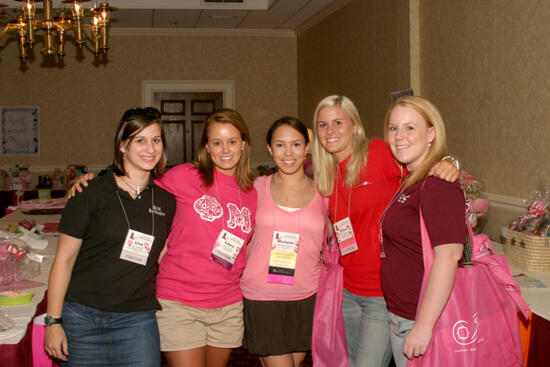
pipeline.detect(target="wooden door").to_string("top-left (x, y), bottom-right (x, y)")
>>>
top-left (153, 92), bottom-right (223, 166)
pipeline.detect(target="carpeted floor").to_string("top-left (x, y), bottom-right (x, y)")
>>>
top-left (161, 348), bottom-right (312, 366)
top-left (162, 348), bottom-right (396, 366)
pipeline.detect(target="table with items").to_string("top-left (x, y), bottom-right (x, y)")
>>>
top-left (492, 242), bottom-right (550, 367)
top-left (0, 210), bottom-right (60, 367)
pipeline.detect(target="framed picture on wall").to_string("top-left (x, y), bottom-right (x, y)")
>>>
top-left (1, 106), bottom-right (39, 155)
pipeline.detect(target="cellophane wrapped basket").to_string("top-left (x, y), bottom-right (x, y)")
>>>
top-left (0, 242), bottom-right (22, 286)
top-left (501, 229), bottom-right (550, 272)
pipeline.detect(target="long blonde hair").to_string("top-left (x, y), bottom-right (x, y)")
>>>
top-left (312, 95), bottom-right (369, 196)
top-left (384, 96), bottom-right (448, 191)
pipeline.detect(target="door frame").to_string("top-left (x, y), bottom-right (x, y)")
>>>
top-left (141, 80), bottom-right (235, 109)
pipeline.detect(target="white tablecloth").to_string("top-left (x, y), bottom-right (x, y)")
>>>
top-left (492, 241), bottom-right (550, 320)
top-left (0, 211), bottom-right (60, 344)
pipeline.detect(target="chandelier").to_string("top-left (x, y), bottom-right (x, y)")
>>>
top-left (0, 0), bottom-right (115, 61)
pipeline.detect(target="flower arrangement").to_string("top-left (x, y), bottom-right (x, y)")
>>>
top-left (460, 170), bottom-right (488, 231)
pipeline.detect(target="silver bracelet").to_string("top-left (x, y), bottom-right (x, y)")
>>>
top-left (442, 155), bottom-right (460, 170)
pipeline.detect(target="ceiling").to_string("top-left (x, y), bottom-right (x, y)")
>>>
top-left (0, 0), bottom-right (343, 31)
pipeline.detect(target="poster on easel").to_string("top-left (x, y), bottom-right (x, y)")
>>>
top-left (1, 107), bottom-right (39, 155)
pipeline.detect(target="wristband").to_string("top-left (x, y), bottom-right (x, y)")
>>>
top-left (44, 315), bottom-right (63, 326)
top-left (442, 155), bottom-right (460, 170)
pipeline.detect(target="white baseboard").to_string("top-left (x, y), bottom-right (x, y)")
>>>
top-left (484, 192), bottom-right (527, 212)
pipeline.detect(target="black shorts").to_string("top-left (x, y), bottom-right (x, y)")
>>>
top-left (242, 294), bottom-right (316, 356)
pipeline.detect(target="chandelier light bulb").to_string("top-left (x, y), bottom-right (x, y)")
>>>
top-left (0, 0), bottom-right (114, 63)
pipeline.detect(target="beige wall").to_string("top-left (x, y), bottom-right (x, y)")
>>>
top-left (297, 0), bottom-right (410, 136)
top-left (297, 0), bottom-right (548, 239)
top-left (419, 1), bottom-right (550, 237)
top-left (0, 34), bottom-right (297, 171)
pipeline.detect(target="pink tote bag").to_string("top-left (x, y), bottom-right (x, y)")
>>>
top-left (311, 200), bottom-right (349, 367)
top-left (32, 322), bottom-right (60, 367)
top-left (408, 209), bottom-right (530, 367)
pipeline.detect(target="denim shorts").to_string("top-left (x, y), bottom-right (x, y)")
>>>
top-left (60, 301), bottom-right (160, 367)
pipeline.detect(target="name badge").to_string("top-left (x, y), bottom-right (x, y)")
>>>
top-left (120, 229), bottom-right (155, 265)
top-left (267, 231), bottom-right (300, 285)
top-left (211, 229), bottom-right (245, 270)
top-left (333, 217), bottom-right (359, 255)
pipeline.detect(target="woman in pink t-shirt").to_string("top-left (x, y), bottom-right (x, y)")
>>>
top-left (240, 117), bottom-right (326, 367)
top-left (154, 109), bottom-right (257, 367)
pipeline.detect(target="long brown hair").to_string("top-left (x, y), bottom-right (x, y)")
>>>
top-left (197, 108), bottom-right (254, 191)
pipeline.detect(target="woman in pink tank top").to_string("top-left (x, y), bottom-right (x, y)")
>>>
top-left (241, 117), bottom-right (327, 367)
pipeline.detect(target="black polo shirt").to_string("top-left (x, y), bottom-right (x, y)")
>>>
top-left (58, 169), bottom-right (176, 312)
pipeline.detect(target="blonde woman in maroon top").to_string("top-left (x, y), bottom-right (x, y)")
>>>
top-left (380, 96), bottom-right (466, 367)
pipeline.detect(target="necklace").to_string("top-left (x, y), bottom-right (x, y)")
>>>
top-left (274, 172), bottom-right (308, 205)
top-left (120, 175), bottom-right (145, 196)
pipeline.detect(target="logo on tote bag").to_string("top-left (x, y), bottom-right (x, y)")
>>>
top-left (452, 312), bottom-right (479, 346)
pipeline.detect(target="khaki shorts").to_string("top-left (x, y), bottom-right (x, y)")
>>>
top-left (156, 298), bottom-right (244, 351)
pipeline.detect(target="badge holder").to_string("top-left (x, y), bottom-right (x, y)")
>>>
top-left (211, 229), bottom-right (245, 270)
top-left (267, 230), bottom-right (300, 285)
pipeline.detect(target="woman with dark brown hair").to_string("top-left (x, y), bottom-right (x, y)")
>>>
top-left (45, 107), bottom-right (176, 366)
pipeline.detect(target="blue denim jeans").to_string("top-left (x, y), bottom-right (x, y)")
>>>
top-left (60, 301), bottom-right (160, 367)
top-left (388, 312), bottom-right (415, 367)
top-left (342, 289), bottom-right (392, 367)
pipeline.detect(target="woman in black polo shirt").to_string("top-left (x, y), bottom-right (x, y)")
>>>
top-left (44, 107), bottom-right (176, 366)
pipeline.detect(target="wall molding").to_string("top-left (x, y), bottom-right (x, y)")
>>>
top-left (111, 28), bottom-right (295, 38)
top-left (484, 192), bottom-right (527, 212)
top-left (142, 80), bottom-right (235, 109)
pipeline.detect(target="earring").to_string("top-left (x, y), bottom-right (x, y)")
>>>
top-left (353, 133), bottom-right (357, 140)
top-left (427, 141), bottom-right (432, 147)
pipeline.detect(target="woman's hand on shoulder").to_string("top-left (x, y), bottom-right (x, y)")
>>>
top-left (403, 322), bottom-right (433, 360)
top-left (428, 159), bottom-right (459, 182)
top-left (44, 324), bottom-right (69, 361)
top-left (67, 173), bottom-right (96, 198)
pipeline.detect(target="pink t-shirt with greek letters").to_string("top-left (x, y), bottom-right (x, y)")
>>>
top-left (154, 164), bottom-right (257, 308)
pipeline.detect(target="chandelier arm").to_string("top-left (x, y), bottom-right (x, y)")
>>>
top-left (1, 2), bottom-right (113, 61)
top-left (0, 26), bottom-right (9, 41)
top-left (0, 24), bottom-right (17, 46)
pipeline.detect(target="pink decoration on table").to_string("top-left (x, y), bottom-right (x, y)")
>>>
top-left (520, 200), bottom-right (547, 224)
